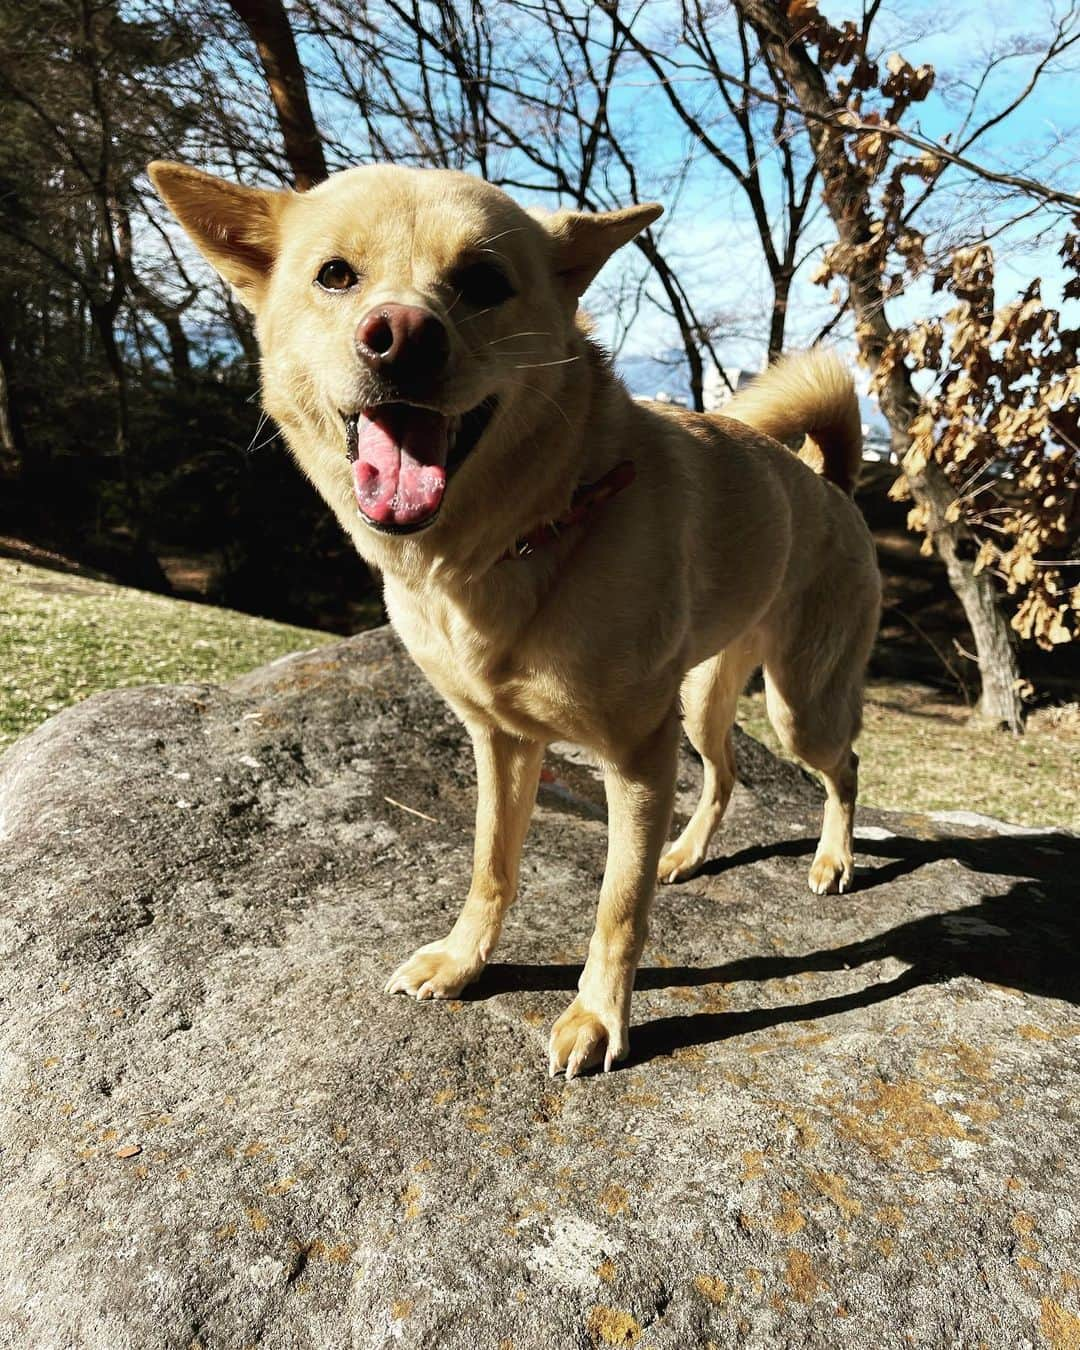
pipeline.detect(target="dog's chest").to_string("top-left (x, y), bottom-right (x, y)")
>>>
top-left (386, 584), bottom-right (581, 741)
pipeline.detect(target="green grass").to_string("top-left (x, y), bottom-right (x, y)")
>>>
top-left (2, 556), bottom-right (1076, 830)
top-left (0, 557), bottom-right (336, 754)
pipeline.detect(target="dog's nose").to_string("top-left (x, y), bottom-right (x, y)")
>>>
top-left (356, 304), bottom-right (449, 381)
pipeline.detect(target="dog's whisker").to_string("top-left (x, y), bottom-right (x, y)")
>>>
top-left (463, 339), bottom-right (549, 359)
top-left (501, 378), bottom-right (574, 430)
top-left (473, 226), bottom-right (528, 248)
top-left (244, 411), bottom-right (270, 453)
top-left (247, 425), bottom-right (283, 455)
top-left (468, 351), bottom-right (550, 365)
top-left (511, 357), bottom-right (581, 370)
top-left (482, 331), bottom-right (553, 346)
top-left (457, 305), bottom-right (501, 326)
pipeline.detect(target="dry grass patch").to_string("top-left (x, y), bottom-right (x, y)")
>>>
top-left (739, 680), bottom-right (1079, 830)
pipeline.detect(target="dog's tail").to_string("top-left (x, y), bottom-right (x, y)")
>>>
top-left (722, 348), bottom-right (864, 496)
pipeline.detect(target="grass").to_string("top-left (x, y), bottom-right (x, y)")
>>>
top-left (1, 556), bottom-right (1075, 830)
top-left (738, 682), bottom-right (1079, 831)
top-left (0, 557), bottom-right (335, 754)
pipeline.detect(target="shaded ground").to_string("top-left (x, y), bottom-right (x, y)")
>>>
top-left (863, 497), bottom-right (1079, 702)
top-left (0, 627), bottom-right (1077, 1349)
top-left (6, 466), bottom-right (1080, 688)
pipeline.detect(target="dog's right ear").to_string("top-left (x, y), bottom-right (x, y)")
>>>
top-left (148, 161), bottom-right (287, 310)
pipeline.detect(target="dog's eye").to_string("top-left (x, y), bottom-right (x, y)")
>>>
top-left (453, 261), bottom-right (516, 308)
top-left (316, 259), bottom-right (358, 291)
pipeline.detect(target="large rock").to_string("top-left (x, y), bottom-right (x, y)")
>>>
top-left (1, 627), bottom-right (1077, 1349)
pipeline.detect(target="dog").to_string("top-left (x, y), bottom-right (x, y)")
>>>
top-left (150, 160), bottom-right (881, 1078)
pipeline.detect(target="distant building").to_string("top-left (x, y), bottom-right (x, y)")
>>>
top-left (622, 353), bottom-right (897, 479)
top-left (862, 427), bottom-right (893, 461)
top-left (703, 363), bottom-right (762, 412)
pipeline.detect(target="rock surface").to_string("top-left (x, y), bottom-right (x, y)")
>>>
top-left (1, 626), bottom-right (1078, 1350)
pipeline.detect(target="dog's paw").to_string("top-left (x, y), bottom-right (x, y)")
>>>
top-left (808, 852), bottom-right (853, 895)
top-left (384, 940), bottom-right (484, 1000)
top-left (657, 842), bottom-right (705, 884)
top-left (547, 997), bottom-right (628, 1079)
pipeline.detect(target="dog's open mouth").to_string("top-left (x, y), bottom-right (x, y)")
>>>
top-left (342, 401), bottom-right (494, 533)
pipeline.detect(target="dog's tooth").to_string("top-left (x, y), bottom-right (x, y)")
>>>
top-left (343, 413), bottom-right (360, 462)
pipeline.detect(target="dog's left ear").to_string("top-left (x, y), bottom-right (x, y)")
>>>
top-left (542, 203), bottom-right (663, 300)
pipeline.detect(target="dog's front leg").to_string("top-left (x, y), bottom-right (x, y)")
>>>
top-left (385, 722), bottom-right (543, 1000)
top-left (548, 712), bottom-right (679, 1078)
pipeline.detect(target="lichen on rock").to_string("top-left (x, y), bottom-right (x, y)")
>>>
top-left (1, 627), bottom-right (1077, 1348)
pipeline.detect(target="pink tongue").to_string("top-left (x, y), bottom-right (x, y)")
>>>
top-left (352, 407), bottom-right (449, 527)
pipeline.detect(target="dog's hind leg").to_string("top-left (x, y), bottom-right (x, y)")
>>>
top-left (658, 637), bottom-right (761, 883)
top-left (762, 614), bottom-right (872, 895)
top-left (809, 748), bottom-right (859, 895)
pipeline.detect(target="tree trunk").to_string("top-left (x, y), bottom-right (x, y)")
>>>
top-left (92, 307), bottom-right (133, 476)
top-left (224, 289), bottom-right (260, 368)
top-left (734, 0), bottom-right (1024, 731)
top-left (228, 0), bottom-right (328, 191)
top-left (634, 235), bottom-right (706, 411)
top-left (0, 322), bottom-right (24, 477)
top-left (909, 460), bottom-right (1024, 730)
top-left (767, 270), bottom-right (792, 364)
top-left (115, 203), bottom-right (194, 387)
top-left (159, 309), bottom-right (192, 385)
top-left (90, 302), bottom-right (167, 590)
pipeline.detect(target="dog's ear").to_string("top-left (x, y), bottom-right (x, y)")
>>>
top-left (148, 161), bottom-right (287, 310)
top-left (543, 203), bottom-right (663, 299)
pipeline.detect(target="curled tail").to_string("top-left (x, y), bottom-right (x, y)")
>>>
top-left (722, 348), bottom-right (863, 496)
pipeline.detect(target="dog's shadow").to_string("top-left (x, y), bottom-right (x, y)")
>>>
top-left (464, 830), bottom-right (1080, 1067)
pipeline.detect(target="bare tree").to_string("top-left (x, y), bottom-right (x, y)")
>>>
top-left (298, 0), bottom-right (733, 406)
top-left (227, 0), bottom-right (327, 189)
top-left (719, 0), bottom-right (1077, 730)
top-left (0, 0), bottom-right (150, 559)
top-left (0, 324), bottom-right (21, 473)
top-left (599, 1), bottom-right (823, 362)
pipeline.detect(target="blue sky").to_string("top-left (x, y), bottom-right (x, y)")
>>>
top-left (574, 0), bottom-right (1080, 392)
top-left (162, 0), bottom-right (1078, 400)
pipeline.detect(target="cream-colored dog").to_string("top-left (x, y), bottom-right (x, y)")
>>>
top-left (150, 161), bottom-right (880, 1078)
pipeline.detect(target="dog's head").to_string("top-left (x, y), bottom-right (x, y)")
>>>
top-left (149, 162), bottom-right (660, 557)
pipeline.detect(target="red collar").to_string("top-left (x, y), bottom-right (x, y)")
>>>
top-left (498, 459), bottom-right (636, 563)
